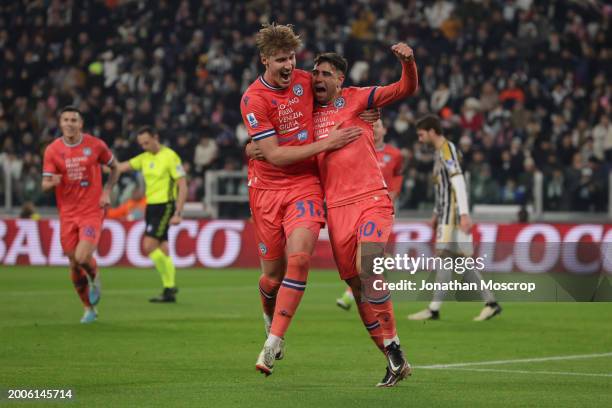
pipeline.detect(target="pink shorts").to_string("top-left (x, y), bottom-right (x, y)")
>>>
top-left (60, 214), bottom-right (104, 253)
top-left (327, 194), bottom-right (393, 280)
top-left (249, 185), bottom-right (325, 260)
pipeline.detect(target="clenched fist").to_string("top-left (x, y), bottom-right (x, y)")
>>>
top-left (391, 43), bottom-right (414, 63)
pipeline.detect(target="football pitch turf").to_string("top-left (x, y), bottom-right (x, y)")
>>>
top-left (1, 266), bottom-right (611, 407)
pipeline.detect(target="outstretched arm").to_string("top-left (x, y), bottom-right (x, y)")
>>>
top-left (368, 43), bottom-right (418, 109)
top-left (256, 125), bottom-right (363, 167)
top-left (116, 161), bottom-right (134, 173)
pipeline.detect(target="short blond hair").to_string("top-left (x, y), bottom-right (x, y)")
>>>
top-left (255, 23), bottom-right (302, 57)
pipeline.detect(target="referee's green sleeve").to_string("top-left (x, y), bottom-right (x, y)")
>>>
top-left (169, 151), bottom-right (186, 180)
top-left (129, 153), bottom-right (144, 170)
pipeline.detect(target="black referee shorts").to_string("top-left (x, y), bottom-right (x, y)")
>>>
top-left (145, 202), bottom-right (175, 242)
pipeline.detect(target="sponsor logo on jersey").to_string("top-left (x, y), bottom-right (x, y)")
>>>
top-left (246, 113), bottom-right (258, 128)
top-left (293, 84), bottom-right (304, 96)
top-left (80, 180), bottom-right (89, 187)
top-left (297, 130), bottom-right (308, 141)
top-left (83, 147), bottom-right (92, 156)
top-left (149, 162), bottom-right (155, 169)
top-left (176, 164), bottom-right (186, 176)
top-left (258, 242), bottom-right (267, 255)
top-left (334, 97), bottom-right (345, 109)
top-left (384, 154), bottom-right (391, 163)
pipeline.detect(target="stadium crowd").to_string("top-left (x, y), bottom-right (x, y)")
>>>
top-left (0, 0), bottom-right (610, 213)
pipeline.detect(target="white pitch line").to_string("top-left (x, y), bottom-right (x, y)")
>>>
top-left (422, 367), bottom-right (612, 379)
top-left (418, 352), bottom-right (612, 369)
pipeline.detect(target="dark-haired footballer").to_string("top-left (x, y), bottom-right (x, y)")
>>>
top-left (42, 106), bottom-right (119, 323)
top-left (116, 126), bottom-right (187, 303)
top-left (310, 45), bottom-right (418, 387)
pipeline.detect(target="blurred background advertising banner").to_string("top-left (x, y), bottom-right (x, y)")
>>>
top-left (1, 219), bottom-right (610, 274)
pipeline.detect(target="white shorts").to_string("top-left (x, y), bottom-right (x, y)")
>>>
top-left (435, 224), bottom-right (473, 256)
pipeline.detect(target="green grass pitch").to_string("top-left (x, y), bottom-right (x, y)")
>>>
top-left (1, 266), bottom-right (611, 407)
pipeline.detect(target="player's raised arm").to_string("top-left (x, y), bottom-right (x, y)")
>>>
top-left (367, 43), bottom-right (418, 109)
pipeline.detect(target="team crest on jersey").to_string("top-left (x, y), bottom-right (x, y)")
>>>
top-left (293, 84), bottom-right (304, 96)
top-left (297, 130), bottom-right (308, 141)
top-left (258, 242), bottom-right (268, 255)
top-left (83, 147), bottom-right (92, 156)
top-left (246, 112), bottom-right (258, 129)
top-left (83, 226), bottom-right (95, 238)
top-left (334, 97), bottom-right (345, 109)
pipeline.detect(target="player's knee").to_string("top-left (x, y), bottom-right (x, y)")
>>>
top-left (286, 224), bottom-right (320, 253)
top-left (74, 251), bottom-right (91, 266)
top-left (261, 257), bottom-right (286, 280)
top-left (359, 254), bottom-right (380, 278)
top-left (68, 258), bottom-right (78, 269)
top-left (142, 240), bottom-right (158, 255)
top-left (287, 252), bottom-right (310, 270)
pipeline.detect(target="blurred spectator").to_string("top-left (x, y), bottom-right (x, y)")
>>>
top-left (500, 179), bottom-right (518, 204)
top-left (0, 0), bottom-right (609, 214)
top-left (544, 168), bottom-right (565, 211)
top-left (194, 135), bottom-right (219, 173)
top-left (470, 164), bottom-right (500, 204)
top-left (592, 114), bottom-right (612, 162)
top-left (19, 201), bottom-right (40, 220)
top-left (107, 188), bottom-right (147, 221)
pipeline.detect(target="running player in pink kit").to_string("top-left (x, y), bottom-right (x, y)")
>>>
top-left (312, 44), bottom-right (418, 386)
top-left (240, 23), bottom-right (363, 376)
top-left (42, 106), bottom-right (119, 323)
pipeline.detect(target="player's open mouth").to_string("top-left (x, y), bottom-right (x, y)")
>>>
top-left (314, 84), bottom-right (326, 97)
top-left (279, 71), bottom-right (291, 82)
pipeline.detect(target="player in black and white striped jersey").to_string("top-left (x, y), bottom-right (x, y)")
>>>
top-left (408, 114), bottom-right (502, 321)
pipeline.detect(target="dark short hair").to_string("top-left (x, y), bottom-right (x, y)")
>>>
top-left (415, 114), bottom-right (442, 135)
top-left (314, 52), bottom-right (348, 75)
top-left (58, 106), bottom-right (82, 119)
top-left (136, 126), bottom-right (158, 137)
